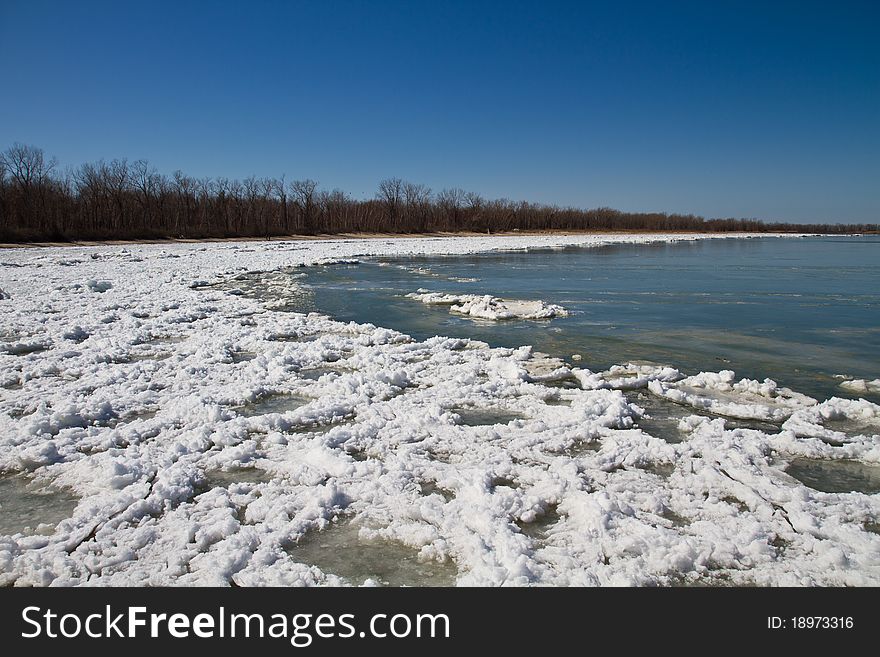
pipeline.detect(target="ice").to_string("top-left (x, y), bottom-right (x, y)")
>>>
top-left (840, 379), bottom-right (880, 395)
top-left (2, 232), bottom-right (879, 587)
top-left (200, 467), bottom-right (272, 490)
top-left (783, 396), bottom-right (879, 437)
top-left (573, 363), bottom-right (683, 391)
top-left (647, 369), bottom-right (817, 422)
top-left (406, 290), bottom-right (569, 320)
top-left (451, 407), bottom-right (523, 426)
top-left (285, 518), bottom-right (458, 586)
top-left (784, 458), bottom-right (880, 494)
top-left (85, 280), bottom-right (113, 293)
top-left (516, 503), bottom-right (562, 540)
top-left (234, 393), bottom-right (312, 418)
top-left (0, 474), bottom-right (79, 536)
top-left (628, 390), bottom-right (701, 443)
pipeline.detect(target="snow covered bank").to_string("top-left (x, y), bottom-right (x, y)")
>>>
top-left (2, 232), bottom-right (879, 587)
top-left (406, 290), bottom-right (569, 320)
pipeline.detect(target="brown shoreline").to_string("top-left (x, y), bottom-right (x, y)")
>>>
top-left (0, 229), bottom-right (833, 249)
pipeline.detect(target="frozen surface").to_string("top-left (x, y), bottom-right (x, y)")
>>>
top-left (648, 370), bottom-right (817, 422)
top-left (285, 518), bottom-right (458, 587)
top-left (0, 474), bottom-right (79, 536)
top-left (785, 458), bottom-right (880, 494)
top-left (573, 363), bottom-right (684, 391)
top-left (1, 233), bottom-right (879, 587)
top-left (840, 379), bottom-right (880, 395)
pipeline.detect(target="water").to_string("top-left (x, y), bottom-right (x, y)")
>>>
top-left (0, 474), bottom-right (79, 535)
top-left (286, 519), bottom-right (458, 586)
top-left (200, 467), bottom-right (271, 490)
top-left (237, 236), bottom-right (878, 499)
top-left (785, 458), bottom-right (880, 494)
top-left (274, 236), bottom-right (879, 402)
top-left (452, 408), bottom-right (522, 426)
top-left (234, 393), bottom-right (311, 417)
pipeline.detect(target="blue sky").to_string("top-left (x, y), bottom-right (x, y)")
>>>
top-left (1, 0), bottom-right (877, 223)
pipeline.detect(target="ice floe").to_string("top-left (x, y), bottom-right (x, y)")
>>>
top-left (573, 363), bottom-right (684, 391)
top-left (648, 369), bottom-right (817, 422)
top-left (1, 232), bottom-right (878, 587)
top-left (840, 378), bottom-right (880, 395)
top-left (406, 290), bottom-right (569, 320)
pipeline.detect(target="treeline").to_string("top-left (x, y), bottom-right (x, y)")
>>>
top-left (0, 143), bottom-right (875, 242)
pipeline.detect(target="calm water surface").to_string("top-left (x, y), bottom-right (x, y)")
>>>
top-left (257, 236), bottom-right (879, 402)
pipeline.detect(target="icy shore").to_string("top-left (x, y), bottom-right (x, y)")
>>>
top-left (1, 233), bottom-right (879, 586)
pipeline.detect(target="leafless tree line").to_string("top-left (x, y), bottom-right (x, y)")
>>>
top-left (0, 143), bottom-right (874, 242)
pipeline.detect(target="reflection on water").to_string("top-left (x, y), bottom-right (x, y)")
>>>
top-left (286, 519), bottom-right (457, 586)
top-left (0, 474), bottom-right (79, 536)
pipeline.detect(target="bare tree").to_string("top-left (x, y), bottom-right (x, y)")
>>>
top-left (377, 177), bottom-right (404, 229)
top-left (1, 143), bottom-right (56, 192)
top-left (1, 142), bottom-right (872, 241)
top-left (437, 188), bottom-right (466, 230)
top-left (290, 179), bottom-right (319, 234)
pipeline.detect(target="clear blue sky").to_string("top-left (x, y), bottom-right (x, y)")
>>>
top-left (1, 0), bottom-right (877, 223)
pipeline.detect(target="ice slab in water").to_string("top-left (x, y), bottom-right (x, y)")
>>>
top-left (630, 391), bottom-right (696, 443)
top-left (211, 270), bottom-right (314, 313)
top-left (517, 504), bottom-right (561, 540)
top-left (298, 365), bottom-right (351, 381)
top-left (145, 335), bottom-right (187, 345)
top-left (0, 474), bottom-right (79, 536)
top-left (632, 390), bottom-right (780, 442)
top-left (785, 458), bottom-right (880, 494)
top-left (0, 342), bottom-right (48, 356)
top-left (823, 417), bottom-right (880, 439)
top-left (286, 519), bottom-right (457, 586)
top-left (542, 377), bottom-right (581, 390)
top-left (420, 480), bottom-right (454, 501)
top-left (200, 467), bottom-right (272, 490)
top-left (452, 408), bottom-right (521, 426)
top-left (235, 394), bottom-right (311, 417)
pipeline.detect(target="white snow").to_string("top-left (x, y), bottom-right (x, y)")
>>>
top-left (573, 363), bottom-right (684, 391)
top-left (406, 290), bottom-right (569, 320)
top-left (2, 232), bottom-right (879, 587)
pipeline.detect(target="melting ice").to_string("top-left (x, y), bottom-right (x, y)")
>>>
top-left (1, 233), bottom-right (878, 587)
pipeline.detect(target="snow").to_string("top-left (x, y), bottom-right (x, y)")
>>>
top-left (1, 232), bottom-right (879, 587)
top-left (573, 363), bottom-right (684, 391)
top-left (406, 290), bottom-right (569, 320)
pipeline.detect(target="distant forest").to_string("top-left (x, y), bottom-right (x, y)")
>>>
top-left (1, 143), bottom-right (875, 242)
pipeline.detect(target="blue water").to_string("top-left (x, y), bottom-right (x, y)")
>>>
top-left (264, 236), bottom-right (879, 402)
